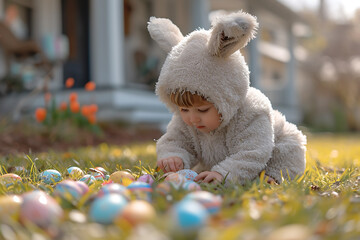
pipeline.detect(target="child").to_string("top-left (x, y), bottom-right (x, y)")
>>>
top-left (147, 11), bottom-right (306, 184)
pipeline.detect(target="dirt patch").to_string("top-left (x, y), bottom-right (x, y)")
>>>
top-left (0, 121), bottom-right (163, 155)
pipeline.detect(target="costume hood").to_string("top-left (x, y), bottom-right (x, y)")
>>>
top-left (148, 11), bottom-right (258, 127)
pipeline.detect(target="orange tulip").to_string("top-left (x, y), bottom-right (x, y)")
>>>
top-left (81, 105), bottom-right (91, 117)
top-left (89, 104), bottom-right (98, 113)
top-left (65, 77), bottom-right (75, 88)
top-left (69, 92), bottom-right (78, 103)
top-left (35, 108), bottom-right (47, 122)
top-left (85, 81), bottom-right (96, 91)
top-left (87, 114), bottom-right (96, 124)
top-left (59, 101), bottom-right (67, 111)
top-left (70, 101), bottom-right (80, 113)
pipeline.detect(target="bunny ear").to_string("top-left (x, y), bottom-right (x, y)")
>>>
top-left (147, 17), bottom-right (184, 53)
top-left (208, 11), bottom-right (258, 58)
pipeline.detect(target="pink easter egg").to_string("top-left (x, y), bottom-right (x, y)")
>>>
top-left (137, 174), bottom-right (154, 185)
top-left (20, 191), bottom-right (63, 229)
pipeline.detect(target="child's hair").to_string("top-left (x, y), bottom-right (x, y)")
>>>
top-left (170, 90), bottom-right (207, 107)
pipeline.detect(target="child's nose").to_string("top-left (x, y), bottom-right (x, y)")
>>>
top-left (190, 113), bottom-right (200, 123)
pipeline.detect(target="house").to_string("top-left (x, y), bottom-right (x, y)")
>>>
top-left (0, 0), bottom-right (307, 130)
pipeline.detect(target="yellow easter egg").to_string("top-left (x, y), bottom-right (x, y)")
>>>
top-left (0, 195), bottom-right (23, 220)
top-left (116, 200), bottom-right (156, 226)
top-left (109, 171), bottom-right (135, 186)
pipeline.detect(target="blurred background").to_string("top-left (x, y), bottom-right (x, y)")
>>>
top-left (0, 0), bottom-right (359, 133)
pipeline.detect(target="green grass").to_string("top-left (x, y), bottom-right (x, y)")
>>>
top-left (1, 133), bottom-right (360, 239)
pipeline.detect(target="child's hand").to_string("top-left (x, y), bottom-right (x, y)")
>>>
top-left (157, 157), bottom-right (184, 173)
top-left (194, 171), bottom-right (223, 183)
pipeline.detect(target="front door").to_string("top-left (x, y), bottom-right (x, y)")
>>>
top-left (61, 0), bottom-right (90, 88)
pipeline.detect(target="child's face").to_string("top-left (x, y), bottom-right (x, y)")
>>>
top-left (178, 100), bottom-right (222, 133)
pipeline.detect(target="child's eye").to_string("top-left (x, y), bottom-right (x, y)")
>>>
top-left (180, 108), bottom-right (189, 112)
top-left (198, 108), bottom-right (209, 113)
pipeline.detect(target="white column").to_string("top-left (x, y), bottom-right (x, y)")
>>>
top-left (90, 0), bottom-right (125, 88)
top-left (286, 25), bottom-right (297, 107)
top-left (33, 0), bottom-right (62, 90)
top-left (190, 0), bottom-right (210, 30)
top-left (248, 34), bottom-right (261, 90)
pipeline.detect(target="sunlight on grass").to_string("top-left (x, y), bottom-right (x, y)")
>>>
top-left (0, 134), bottom-right (359, 239)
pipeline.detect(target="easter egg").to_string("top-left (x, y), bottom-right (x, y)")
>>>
top-left (74, 181), bottom-right (89, 195)
top-left (0, 195), bottom-right (23, 221)
top-left (79, 174), bottom-right (96, 185)
top-left (39, 169), bottom-right (62, 184)
top-left (66, 166), bottom-right (84, 180)
top-left (116, 200), bottom-right (156, 226)
top-left (20, 191), bottom-right (63, 229)
top-left (89, 193), bottom-right (128, 224)
top-left (89, 168), bottom-right (105, 181)
top-left (182, 181), bottom-right (202, 191)
top-left (155, 182), bottom-right (173, 196)
top-left (94, 167), bottom-right (108, 176)
top-left (0, 173), bottom-right (22, 187)
top-left (177, 169), bottom-right (198, 181)
top-left (171, 199), bottom-right (208, 232)
top-left (184, 191), bottom-right (222, 215)
top-left (53, 180), bottom-right (83, 202)
top-left (109, 171), bottom-right (135, 186)
top-left (137, 174), bottom-right (154, 185)
top-left (127, 181), bottom-right (152, 202)
top-left (97, 183), bottom-right (131, 200)
top-left (164, 173), bottom-right (187, 187)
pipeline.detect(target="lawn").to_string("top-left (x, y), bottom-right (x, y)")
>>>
top-left (0, 132), bottom-right (359, 240)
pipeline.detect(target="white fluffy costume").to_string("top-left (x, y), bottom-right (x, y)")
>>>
top-left (148, 11), bottom-right (306, 184)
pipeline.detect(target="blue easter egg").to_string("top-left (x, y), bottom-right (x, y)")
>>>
top-left (89, 193), bottom-right (128, 224)
top-left (53, 180), bottom-right (83, 202)
top-left (177, 169), bottom-right (198, 181)
top-left (184, 191), bottom-right (222, 215)
top-left (40, 170), bottom-right (62, 184)
top-left (66, 167), bottom-right (84, 180)
top-left (182, 181), bottom-right (202, 191)
top-left (97, 183), bottom-right (130, 200)
top-left (171, 199), bottom-right (208, 232)
top-left (79, 174), bottom-right (96, 185)
top-left (127, 181), bottom-right (153, 201)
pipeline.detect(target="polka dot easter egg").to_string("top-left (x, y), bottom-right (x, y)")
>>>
top-left (66, 166), bottom-right (84, 180)
top-left (177, 169), bottom-right (198, 181)
top-left (39, 169), bottom-right (62, 184)
top-left (0, 173), bottom-right (22, 187)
